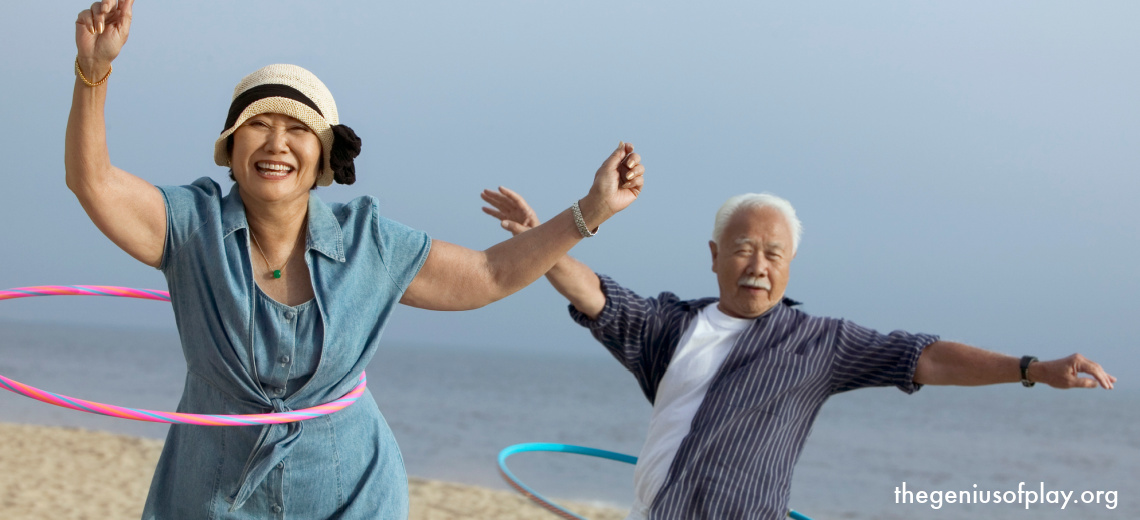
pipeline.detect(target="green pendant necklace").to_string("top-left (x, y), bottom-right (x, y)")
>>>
top-left (250, 225), bottom-right (303, 279)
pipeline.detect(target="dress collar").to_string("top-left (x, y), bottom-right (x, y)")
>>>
top-left (220, 184), bottom-right (346, 262)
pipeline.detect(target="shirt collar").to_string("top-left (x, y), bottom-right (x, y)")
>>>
top-left (220, 184), bottom-right (346, 263)
top-left (683, 296), bottom-right (802, 319)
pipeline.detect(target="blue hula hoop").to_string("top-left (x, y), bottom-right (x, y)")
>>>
top-left (498, 443), bottom-right (813, 520)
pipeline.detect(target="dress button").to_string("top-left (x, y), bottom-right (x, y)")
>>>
top-left (279, 355), bottom-right (291, 364)
top-left (272, 504), bottom-right (283, 514)
top-left (273, 387), bottom-right (284, 395)
top-left (284, 311), bottom-right (296, 320)
top-left (277, 461), bottom-right (285, 469)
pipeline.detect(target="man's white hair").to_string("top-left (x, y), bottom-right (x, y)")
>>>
top-left (712, 193), bottom-right (803, 253)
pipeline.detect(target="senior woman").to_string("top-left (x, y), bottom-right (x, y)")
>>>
top-left (65, 1), bottom-right (645, 518)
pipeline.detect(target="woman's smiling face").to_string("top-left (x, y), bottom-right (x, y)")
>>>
top-left (229, 113), bottom-right (322, 203)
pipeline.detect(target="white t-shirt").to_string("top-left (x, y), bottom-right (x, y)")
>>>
top-left (626, 304), bottom-right (753, 520)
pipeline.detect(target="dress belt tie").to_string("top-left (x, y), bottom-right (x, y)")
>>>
top-left (228, 397), bottom-right (303, 511)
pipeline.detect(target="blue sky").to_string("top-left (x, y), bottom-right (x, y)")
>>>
top-left (1, 1), bottom-right (1136, 380)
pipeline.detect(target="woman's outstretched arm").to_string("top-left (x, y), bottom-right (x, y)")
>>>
top-left (400, 142), bottom-right (644, 311)
top-left (65, 0), bottom-right (166, 268)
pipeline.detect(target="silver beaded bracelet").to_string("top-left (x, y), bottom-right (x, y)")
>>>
top-left (571, 200), bottom-right (598, 238)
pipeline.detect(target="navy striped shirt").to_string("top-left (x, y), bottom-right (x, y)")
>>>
top-left (570, 275), bottom-right (939, 520)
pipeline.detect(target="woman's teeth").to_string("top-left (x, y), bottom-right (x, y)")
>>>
top-left (256, 162), bottom-right (294, 176)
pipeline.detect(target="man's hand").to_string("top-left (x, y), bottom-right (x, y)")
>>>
top-left (1028, 353), bottom-right (1116, 389)
top-left (75, 0), bottom-right (134, 79)
top-left (478, 185), bottom-right (607, 318)
top-left (481, 186), bottom-right (540, 236)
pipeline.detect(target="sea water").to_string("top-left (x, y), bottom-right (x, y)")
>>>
top-left (0, 320), bottom-right (1135, 519)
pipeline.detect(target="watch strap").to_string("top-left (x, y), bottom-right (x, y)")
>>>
top-left (1020, 355), bottom-right (1038, 387)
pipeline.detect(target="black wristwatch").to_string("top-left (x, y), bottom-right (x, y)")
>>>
top-left (1020, 355), bottom-right (1038, 387)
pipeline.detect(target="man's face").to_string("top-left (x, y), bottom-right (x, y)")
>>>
top-left (710, 205), bottom-right (795, 319)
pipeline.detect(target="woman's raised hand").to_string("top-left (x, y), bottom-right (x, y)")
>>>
top-left (579, 142), bottom-right (645, 228)
top-left (75, 0), bottom-right (134, 77)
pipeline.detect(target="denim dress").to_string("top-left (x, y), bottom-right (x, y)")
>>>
top-left (142, 177), bottom-right (431, 519)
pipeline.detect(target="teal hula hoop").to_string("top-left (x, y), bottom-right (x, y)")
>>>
top-left (498, 442), bottom-right (813, 520)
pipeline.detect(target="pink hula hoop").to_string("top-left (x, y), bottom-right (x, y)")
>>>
top-left (0, 285), bottom-right (367, 426)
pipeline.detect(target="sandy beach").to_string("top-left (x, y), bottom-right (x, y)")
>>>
top-left (0, 423), bottom-right (626, 520)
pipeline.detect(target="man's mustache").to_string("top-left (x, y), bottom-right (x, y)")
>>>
top-left (737, 275), bottom-right (771, 291)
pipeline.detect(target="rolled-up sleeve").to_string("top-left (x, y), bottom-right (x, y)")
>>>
top-left (372, 200), bottom-right (431, 294)
top-left (570, 275), bottom-right (693, 403)
top-left (829, 319), bottom-right (939, 395)
top-left (157, 177), bottom-right (222, 272)
top-left (569, 275), bottom-right (657, 365)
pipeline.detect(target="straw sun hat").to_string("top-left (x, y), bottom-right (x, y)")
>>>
top-left (213, 64), bottom-right (361, 187)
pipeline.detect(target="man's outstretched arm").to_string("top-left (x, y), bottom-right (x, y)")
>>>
top-left (481, 186), bottom-right (607, 319)
top-left (913, 341), bottom-right (1115, 389)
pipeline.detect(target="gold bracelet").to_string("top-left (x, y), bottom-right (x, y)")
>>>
top-left (75, 57), bottom-right (112, 87)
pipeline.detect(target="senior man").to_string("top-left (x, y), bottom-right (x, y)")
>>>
top-left (480, 187), bottom-right (1115, 520)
